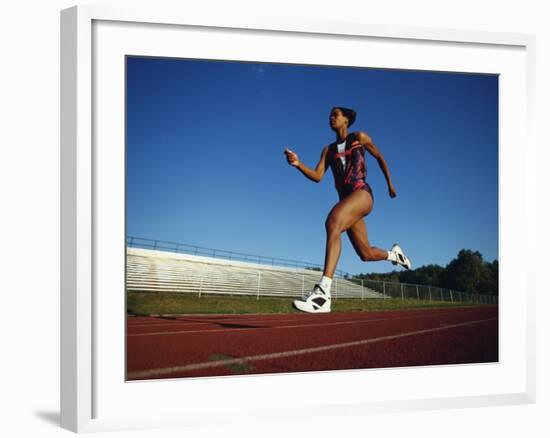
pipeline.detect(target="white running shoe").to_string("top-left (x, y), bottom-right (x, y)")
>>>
top-left (391, 244), bottom-right (412, 270)
top-left (293, 284), bottom-right (331, 313)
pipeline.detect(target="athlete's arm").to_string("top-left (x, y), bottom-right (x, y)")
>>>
top-left (357, 131), bottom-right (397, 198)
top-left (284, 146), bottom-right (329, 183)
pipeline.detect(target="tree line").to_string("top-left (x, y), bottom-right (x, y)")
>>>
top-left (353, 249), bottom-right (498, 296)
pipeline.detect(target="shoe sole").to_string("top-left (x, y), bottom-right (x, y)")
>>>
top-left (293, 300), bottom-right (331, 313)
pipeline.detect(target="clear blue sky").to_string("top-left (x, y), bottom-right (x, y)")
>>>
top-left (126, 56), bottom-right (498, 275)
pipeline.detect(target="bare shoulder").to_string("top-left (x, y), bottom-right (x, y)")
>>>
top-left (355, 131), bottom-right (373, 145)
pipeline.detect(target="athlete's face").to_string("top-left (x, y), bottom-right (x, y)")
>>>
top-left (329, 108), bottom-right (348, 131)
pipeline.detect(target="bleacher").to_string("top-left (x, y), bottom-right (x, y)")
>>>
top-left (127, 247), bottom-right (385, 299)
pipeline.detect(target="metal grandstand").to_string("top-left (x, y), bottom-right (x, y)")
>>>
top-left (126, 236), bottom-right (497, 304)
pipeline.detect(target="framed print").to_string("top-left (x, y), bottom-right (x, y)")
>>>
top-left (61, 4), bottom-right (536, 433)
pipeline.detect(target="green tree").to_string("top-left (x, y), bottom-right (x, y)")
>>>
top-left (441, 249), bottom-right (483, 293)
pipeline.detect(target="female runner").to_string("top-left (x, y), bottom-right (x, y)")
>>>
top-left (284, 106), bottom-right (411, 313)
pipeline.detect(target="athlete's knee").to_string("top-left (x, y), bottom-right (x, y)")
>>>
top-left (325, 215), bottom-right (344, 237)
top-left (359, 246), bottom-right (376, 262)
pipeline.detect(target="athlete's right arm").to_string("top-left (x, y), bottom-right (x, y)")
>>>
top-left (284, 147), bottom-right (329, 183)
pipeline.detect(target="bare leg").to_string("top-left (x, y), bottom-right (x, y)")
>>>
top-left (323, 190), bottom-right (375, 279)
top-left (346, 218), bottom-right (388, 262)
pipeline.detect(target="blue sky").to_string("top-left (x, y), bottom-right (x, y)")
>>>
top-left (126, 56), bottom-right (498, 275)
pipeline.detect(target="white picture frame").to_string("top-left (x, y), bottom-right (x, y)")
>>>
top-left (60, 4), bottom-right (536, 433)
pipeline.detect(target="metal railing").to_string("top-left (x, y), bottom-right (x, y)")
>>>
top-left (126, 247), bottom-right (498, 304)
top-left (126, 236), bottom-right (498, 304)
top-left (127, 235), bottom-right (350, 278)
top-left (126, 247), bottom-right (383, 299)
top-left (352, 278), bottom-right (498, 305)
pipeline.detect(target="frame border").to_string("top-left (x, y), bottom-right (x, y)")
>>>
top-left (60, 4), bottom-right (536, 433)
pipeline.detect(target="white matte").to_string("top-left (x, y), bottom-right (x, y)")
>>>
top-left (61, 4), bottom-right (535, 433)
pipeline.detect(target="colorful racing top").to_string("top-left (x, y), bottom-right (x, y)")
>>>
top-left (327, 132), bottom-right (370, 195)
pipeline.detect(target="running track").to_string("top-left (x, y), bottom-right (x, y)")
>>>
top-left (126, 306), bottom-right (498, 381)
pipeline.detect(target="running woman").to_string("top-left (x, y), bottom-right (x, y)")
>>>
top-left (284, 106), bottom-right (411, 313)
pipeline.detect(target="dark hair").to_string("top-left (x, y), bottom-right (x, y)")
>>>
top-left (332, 107), bottom-right (357, 127)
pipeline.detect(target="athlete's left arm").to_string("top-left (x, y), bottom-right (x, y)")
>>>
top-left (357, 131), bottom-right (397, 198)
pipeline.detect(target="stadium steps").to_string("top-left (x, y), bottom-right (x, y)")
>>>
top-left (126, 247), bottom-right (385, 299)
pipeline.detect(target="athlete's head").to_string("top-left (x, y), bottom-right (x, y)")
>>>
top-left (329, 107), bottom-right (356, 130)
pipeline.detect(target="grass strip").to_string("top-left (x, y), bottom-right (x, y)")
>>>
top-left (127, 290), bottom-right (492, 316)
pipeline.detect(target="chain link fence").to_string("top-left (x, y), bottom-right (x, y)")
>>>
top-left (353, 278), bottom-right (497, 304)
top-left (126, 239), bottom-right (498, 304)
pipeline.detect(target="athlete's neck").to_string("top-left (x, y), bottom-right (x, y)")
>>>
top-left (335, 128), bottom-right (348, 143)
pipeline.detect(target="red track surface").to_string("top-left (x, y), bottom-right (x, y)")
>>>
top-left (126, 306), bottom-right (498, 381)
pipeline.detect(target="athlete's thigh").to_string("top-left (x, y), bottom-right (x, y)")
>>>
top-left (327, 189), bottom-right (373, 232)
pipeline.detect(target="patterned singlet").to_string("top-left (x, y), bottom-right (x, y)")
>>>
top-left (327, 132), bottom-right (373, 200)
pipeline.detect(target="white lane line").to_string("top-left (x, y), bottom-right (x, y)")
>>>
top-left (127, 307), bottom-right (489, 328)
top-left (126, 316), bottom-right (314, 328)
top-left (127, 308), bottom-right (492, 328)
top-left (127, 317), bottom-right (497, 380)
top-left (127, 309), bottom-right (496, 337)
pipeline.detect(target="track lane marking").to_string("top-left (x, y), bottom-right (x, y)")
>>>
top-left (127, 309), bottom-right (496, 337)
top-left (126, 307), bottom-right (492, 328)
top-left (127, 316), bottom-right (323, 328)
top-left (127, 317), bottom-right (496, 380)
